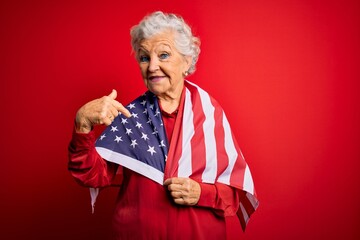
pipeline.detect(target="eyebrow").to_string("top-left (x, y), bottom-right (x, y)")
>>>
top-left (157, 43), bottom-right (172, 51)
top-left (138, 47), bottom-right (149, 54)
top-left (139, 43), bottom-right (173, 53)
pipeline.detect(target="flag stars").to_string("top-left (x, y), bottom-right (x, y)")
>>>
top-left (131, 112), bottom-right (139, 118)
top-left (147, 145), bottom-right (156, 156)
top-left (135, 121), bottom-right (143, 129)
top-left (130, 139), bottom-right (138, 148)
top-left (121, 118), bottom-right (128, 124)
top-left (110, 126), bottom-right (118, 132)
top-left (152, 127), bottom-right (159, 136)
top-left (125, 128), bottom-right (133, 135)
top-left (100, 134), bottom-right (106, 140)
top-left (140, 100), bottom-right (147, 106)
top-left (141, 132), bottom-right (149, 141)
top-left (128, 103), bottom-right (136, 109)
top-left (149, 104), bottom-right (154, 110)
top-left (147, 117), bottom-right (152, 124)
top-left (159, 140), bottom-right (166, 148)
top-left (143, 108), bottom-right (148, 114)
top-left (114, 135), bottom-right (123, 143)
top-left (154, 109), bottom-right (160, 117)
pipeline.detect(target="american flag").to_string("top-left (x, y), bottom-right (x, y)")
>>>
top-left (95, 80), bottom-right (258, 230)
top-left (95, 85), bottom-right (169, 184)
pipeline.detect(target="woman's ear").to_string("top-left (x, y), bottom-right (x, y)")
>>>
top-left (184, 55), bottom-right (193, 71)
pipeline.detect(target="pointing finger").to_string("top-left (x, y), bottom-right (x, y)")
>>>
top-left (113, 100), bottom-right (131, 118)
top-left (107, 89), bottom-right (131, 118)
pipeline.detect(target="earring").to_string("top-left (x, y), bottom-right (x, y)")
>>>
top-left (183, 71), bottom-right (189, 77)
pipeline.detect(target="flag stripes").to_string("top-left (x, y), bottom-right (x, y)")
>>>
top-left (177, 88), bottom-right (194, 178)
top-left (95, 80), bottom-right (258, 230)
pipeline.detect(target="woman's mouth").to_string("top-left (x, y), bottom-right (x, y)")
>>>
top-left (148, 76), bottom-right (164, 82)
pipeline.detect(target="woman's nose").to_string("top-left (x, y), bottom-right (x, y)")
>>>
top-left (148, 58), bottom-right (160, 72)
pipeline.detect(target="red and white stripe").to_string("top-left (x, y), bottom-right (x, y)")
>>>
top-left (166, 81), bottom-right (258, 230)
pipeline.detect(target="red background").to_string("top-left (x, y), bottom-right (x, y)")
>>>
top-left (1, 0), bottom-right (359, 239)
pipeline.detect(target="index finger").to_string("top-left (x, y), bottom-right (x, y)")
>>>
top-left (163, 177), bottom-right (186, 186)
top-left (112, 100), bottom-right (131, 118)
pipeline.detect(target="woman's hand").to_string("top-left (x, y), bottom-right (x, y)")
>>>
top-left (75, 89), bottom-right (131, 133)
top-left (163, 177), bottom-right (201, 206)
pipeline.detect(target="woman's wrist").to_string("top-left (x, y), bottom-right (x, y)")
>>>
top-left (75, 109), bottom-right (93, 133)
top-left (75, 118), bottom-right (92, 133)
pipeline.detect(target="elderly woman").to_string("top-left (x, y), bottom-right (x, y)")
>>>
top-left (68, 11), bottom-right (258, 239)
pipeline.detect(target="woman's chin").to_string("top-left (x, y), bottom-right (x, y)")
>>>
top-left (146, 79), bottom-right (166, 92)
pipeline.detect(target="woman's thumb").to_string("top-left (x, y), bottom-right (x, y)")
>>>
top-left (108, 89), bottom-right (117, 99)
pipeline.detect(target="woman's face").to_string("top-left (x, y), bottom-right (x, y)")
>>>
top-left (137, 31), bottom-right (192, 99)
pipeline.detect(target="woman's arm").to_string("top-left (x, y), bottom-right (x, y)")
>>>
top-left (68, 128), bottom-right (118, 188)
top-left (68, 89), bottom-right (130, 187)
top-left (197, 182), bottom-right (240, 217)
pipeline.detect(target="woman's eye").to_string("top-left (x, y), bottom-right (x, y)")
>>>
top-left (139, 55), bottom-right (150, 62)
top-left (159, 53), bottom-right (170, 60)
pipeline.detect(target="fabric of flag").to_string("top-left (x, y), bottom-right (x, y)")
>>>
top-left (95, 80), bottom-right (259, 230)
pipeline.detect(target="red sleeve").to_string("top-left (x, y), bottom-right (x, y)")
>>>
top-left (68, 127), bottom-right (118, 188)
top-left (197, 182), bottom-right (240, 217)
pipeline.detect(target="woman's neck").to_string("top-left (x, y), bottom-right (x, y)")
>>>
top-left (157, 86), bottom-right (184, 114)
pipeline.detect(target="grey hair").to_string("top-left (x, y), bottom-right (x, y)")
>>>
top-left (130, 11), bottom-right (201, 74)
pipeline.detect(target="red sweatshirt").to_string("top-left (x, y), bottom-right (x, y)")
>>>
top-left (68, 108), bottom-right (242, 239)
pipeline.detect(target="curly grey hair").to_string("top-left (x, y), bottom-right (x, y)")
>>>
top-left (130, 11), bottom-right (201, 74)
